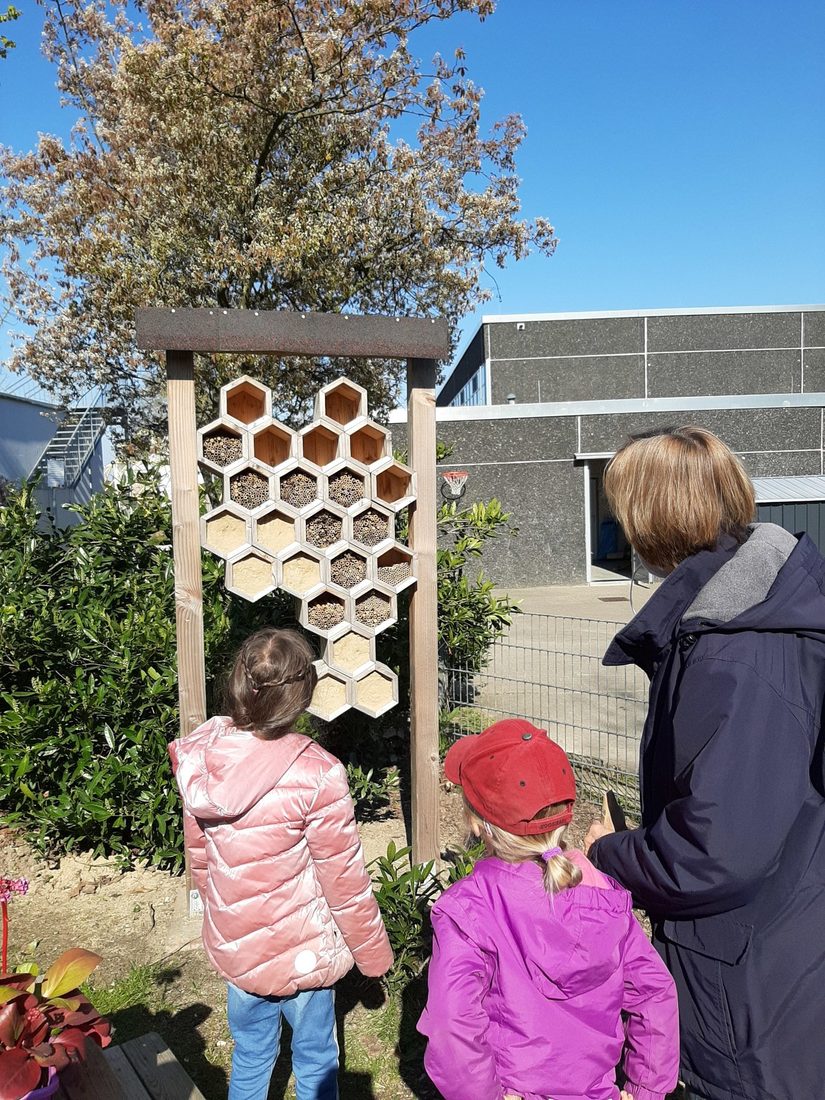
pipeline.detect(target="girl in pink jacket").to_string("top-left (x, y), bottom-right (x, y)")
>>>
top-left (170, 628), bottom-right (393, 1100)
top-left (418, 719), bottom-right (679, 1100)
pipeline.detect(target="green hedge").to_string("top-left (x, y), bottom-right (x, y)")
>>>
top-left (0, 473), bottom-right (293, 869)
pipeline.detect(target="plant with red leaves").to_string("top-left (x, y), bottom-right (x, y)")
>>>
top-left (0, 949), bottom-right (110, 1100)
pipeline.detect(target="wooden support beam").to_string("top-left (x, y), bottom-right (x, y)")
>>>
top-left (166, 351), bottom-right (207, 905)
top-left (406, 358), bottom-right (440, 866)
top-left (137, 307), bottom-right (450, 360)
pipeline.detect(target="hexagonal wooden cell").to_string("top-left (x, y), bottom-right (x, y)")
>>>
top-left (198, 419), bottom-right (248, 473)
top-left (374, 459), bottom-right (415, 513)
top-left (376, 545), bottom-right (416, 592)
top-left (308, 663), bottom-right (351, 722)
top-left (278, 464), bottom-right (320, 512)
top-left (202, 504), bottom-right (251, 560)
top-left (316, 378), bottom-right (368, 426)
top-left (347, 420), bottom-right (390, 468)
top-left (227, 462), bottom-right (274, 513)
top-left (253, 423), bottom-right (295, 470)
top-left (253, 506), bottom-right (298, 556)
top-left (354, 584), bottom-right (397, 634)
top-left (329, 547), bottom-right (369, 590)
top-left (300, 422), bottom-right (343, 469)
top-left (326, 462), bottom-right (367, 512)
top-left (221, 377), bottom-right (271, 426)
top-left (351, 502), bottom-right (393, 550)
top-left (226, 550), bottom-right (278, 602)
top-left (353, 663), bottom-right (398, 718)
top-left (280, 549), bottom-right (323, 597)
top-left (329, 629), bottom-right (374, 677)
top-left (302, 502), bottom-right (347, 554)
top-left (301, 588), bottom-right (349, 638)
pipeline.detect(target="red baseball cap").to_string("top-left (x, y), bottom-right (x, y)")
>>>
top-left (444, 718), bottom-right (576, 836)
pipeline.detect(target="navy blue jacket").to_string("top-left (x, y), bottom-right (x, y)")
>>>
top-left (591, 528), bottom-right (825, 1100)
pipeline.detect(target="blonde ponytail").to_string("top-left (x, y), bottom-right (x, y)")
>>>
top-left (464, 798), bottom-right (582, 896)
top-left (540, 844), bottom-right (582, 895)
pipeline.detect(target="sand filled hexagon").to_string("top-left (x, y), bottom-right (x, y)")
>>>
top-left (255, 509), bottom-right (297, 554)
top-left (310, 672), bottom-right (350, 721)
top-left (354, 667), bottom-right (397, 717)
top-left (204, 509), bottom-right (248, 558)
top-left (331, 631), bottom-right (372, 675)
top-left (281, 551), bottom-right (322, 596)
top-left (228, 552), bottom-right (276, 601)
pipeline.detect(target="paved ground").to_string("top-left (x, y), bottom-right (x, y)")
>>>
top-left (497, 580), bottom-right (657, 621)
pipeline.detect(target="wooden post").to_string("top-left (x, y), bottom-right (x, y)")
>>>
top-left (166, 351), bottom-right (207, 908)
top-left (407, 358), bottom-right (440, 865)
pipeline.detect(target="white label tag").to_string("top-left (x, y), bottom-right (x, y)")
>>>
top-left (189, 889), bottom-right (204, 917)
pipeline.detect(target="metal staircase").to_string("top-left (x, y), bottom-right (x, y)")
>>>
top-left (33, 406), bottom-right (106, 488)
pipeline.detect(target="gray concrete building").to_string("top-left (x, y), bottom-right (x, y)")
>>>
top-left (391, 305), bottom-right (825, 587)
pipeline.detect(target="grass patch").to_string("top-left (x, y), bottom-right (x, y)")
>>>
top-left (83, 963), bottom-right (161, 1017)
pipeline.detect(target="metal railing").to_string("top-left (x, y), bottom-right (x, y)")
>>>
top-left (443, 614), bottom-right (648, 811)
top-left (34, 406), bottom-right (106, 488)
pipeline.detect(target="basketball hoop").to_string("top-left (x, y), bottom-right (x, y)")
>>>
top-left (441, 470), bottom-right (468, 500)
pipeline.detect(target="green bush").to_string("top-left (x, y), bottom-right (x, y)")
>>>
top-left (436, 498), bottom-right (520, 672)
top-left (0, 472), bottom-right (293, 870)
top-left (346, 763), bottom-right (399, 819)
top-left (371, 838), bottom-right (485, 992)
top-left (370, 842), bottom-right (441, 993)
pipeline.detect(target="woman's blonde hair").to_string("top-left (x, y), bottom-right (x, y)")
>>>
top-left (604, 425), bottom-right (756, 575)
top-left (225, 628), bottom-right (317, 741)
top-left (464, 797), bottom-right (582, 895)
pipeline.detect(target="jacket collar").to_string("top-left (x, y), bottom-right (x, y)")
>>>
top-left (603, 534), bottom-right (741, 674)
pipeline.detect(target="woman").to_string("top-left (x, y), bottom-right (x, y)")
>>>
top-left (585, 426), bottom-right (825, 1100)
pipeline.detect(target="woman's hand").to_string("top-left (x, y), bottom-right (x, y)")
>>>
top-left (620, 1092), bottom-right (634, 1100)
top-left (503, 1094), bottom-right (523, 1099)
top-left (584, 819), bottom-right (612, 853)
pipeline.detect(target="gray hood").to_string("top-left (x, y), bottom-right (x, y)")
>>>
top-left (683, 522), bottom-right (797, 625)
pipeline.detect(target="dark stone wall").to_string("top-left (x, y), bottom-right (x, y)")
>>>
top-left (484, 309), bottom-right (824, 403)
top-left (490, 355), bottom-right (645, 404)
top-left (646, 311), bottom-right (800, 351)
top-left (579, 406), bottom-right (821, 455)
top-left (488, 316), bottom-right (644, 359)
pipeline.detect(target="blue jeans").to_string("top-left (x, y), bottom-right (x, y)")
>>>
top-left (227, 984), bottom-right (338, 1100)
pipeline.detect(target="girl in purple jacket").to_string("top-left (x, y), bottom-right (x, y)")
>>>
top-left (418, 719), bottom-right (679, 1100)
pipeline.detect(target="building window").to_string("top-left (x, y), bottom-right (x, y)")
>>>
top-left (449, 366), bottom-right (486, 407)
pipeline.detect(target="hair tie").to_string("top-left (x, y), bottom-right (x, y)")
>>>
top-left (541, 847), bottom-right (563, 862)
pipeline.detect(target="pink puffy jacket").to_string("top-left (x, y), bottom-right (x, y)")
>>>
top-left (169, 716), bottom-right (393, 997)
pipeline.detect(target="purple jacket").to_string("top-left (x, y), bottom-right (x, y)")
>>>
top-left (418, 851), bottom-right (678, 1100)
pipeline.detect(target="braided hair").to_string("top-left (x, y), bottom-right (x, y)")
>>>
top-left (226, 628), bottom-right (317, 740)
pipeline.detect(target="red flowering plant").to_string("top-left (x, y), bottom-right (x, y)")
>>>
top-left (0, 875), bottom-right (110, 1099)
top-left (0, 880), bottom-right (27, 978)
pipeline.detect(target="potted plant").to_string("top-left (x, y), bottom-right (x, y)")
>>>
top-left (0, 948), bottom-right (111, 1100)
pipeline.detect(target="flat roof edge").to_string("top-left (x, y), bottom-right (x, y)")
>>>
top-left (480, 304), bottom-right (825, 324)
top-left (390, 391), bottom-right (825, 423)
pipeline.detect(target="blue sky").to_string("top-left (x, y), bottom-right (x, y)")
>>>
top-left (1, 0), bottom-right (824, 386)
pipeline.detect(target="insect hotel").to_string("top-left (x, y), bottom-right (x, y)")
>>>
top-left (197, 375), bottom-right (416, 721)
top-left (136, 307), bottom-right (450, 890)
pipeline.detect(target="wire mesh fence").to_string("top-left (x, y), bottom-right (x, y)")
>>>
top-left (442, 614), bottom-right (648, 813)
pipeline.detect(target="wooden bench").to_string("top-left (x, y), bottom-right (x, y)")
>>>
top-left (56, 1033), bottom-right (207, 1100)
